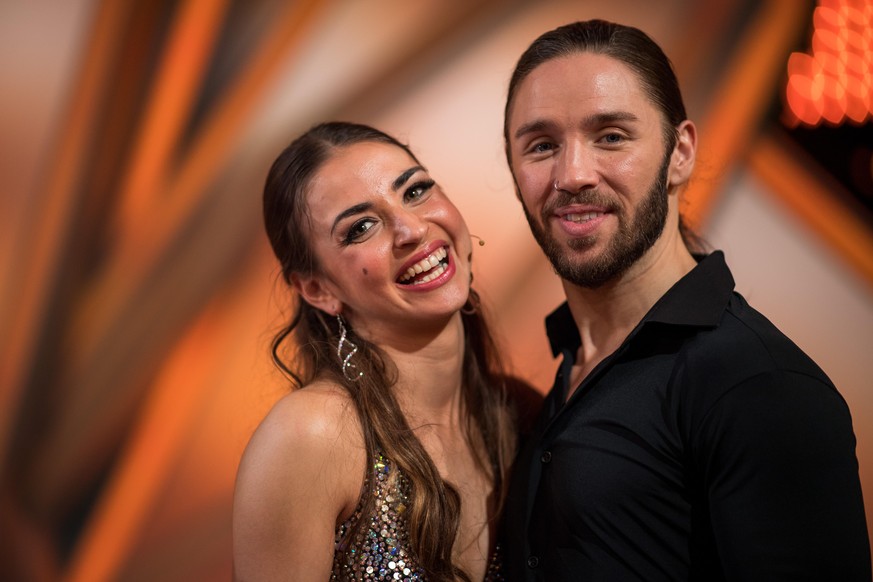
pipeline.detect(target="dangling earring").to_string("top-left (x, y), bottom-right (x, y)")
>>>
top-left (336, 314), bottom-right (363, 382)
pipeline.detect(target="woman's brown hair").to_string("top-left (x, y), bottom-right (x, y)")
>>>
top-left (263, 121), bottom-right (515, 580)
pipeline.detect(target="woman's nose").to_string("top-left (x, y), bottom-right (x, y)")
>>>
top-left (392, 209), bottom-right (428, 247)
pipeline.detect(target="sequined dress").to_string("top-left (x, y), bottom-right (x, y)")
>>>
top-left (330, 452), bottom-right (503, 581)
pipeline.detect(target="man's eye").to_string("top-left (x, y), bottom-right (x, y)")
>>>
top-left (602, 133), bottom-right (624, 144)
top-left (343, 219), bottom-right (376, 244)
top-left (531, 142), bottom-right (554, 153)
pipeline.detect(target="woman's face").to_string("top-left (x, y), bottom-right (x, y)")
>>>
top-left (298, 141), bottom-right (473, 343)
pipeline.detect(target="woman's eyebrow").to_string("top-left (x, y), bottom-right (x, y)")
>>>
top-left (392, 166), bottom-right (424, 191)
top-left (331, 202), bottom-right (372, 235)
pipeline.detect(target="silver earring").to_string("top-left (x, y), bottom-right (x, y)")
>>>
top-left (553, 179), bottom-right (560, 191)
top-left (336, 314), bottom-right (363, 382)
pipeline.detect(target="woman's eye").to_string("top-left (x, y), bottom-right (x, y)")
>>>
top-left (404, 180), bottom-right (435, 202)
top-left (343, 218), bottom-right (376, 244)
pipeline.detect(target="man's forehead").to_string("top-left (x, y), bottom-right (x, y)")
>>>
top-left (508, 53), bottom-right (655, 127)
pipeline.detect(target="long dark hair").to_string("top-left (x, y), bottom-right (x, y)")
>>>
top-left (504, 20), bottom-right (703, 251)
top-left (263, 121), bottom-right (514, 580)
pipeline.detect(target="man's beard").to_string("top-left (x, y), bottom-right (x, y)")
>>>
top-left (522, 150), bottom-right (671, 289)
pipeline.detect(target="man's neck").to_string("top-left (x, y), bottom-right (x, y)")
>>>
top-left (562, 232), bottom-right (697, 393)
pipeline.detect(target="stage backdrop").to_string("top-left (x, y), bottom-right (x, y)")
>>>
top-left (1, 0), bottom-right (871, 580)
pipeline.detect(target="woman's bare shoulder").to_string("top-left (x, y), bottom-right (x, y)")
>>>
top-left (246, 381), bottom-right (363, 474)
top-left (255, 380), bottom-right (360, 446)
top-left (235, 380), bottom-right (365, 517)
top-left (233, 380), bottom-right (366, 580)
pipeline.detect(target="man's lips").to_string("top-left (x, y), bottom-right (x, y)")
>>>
top-left (551, 205), bottom-right (611, 235)
top-left (559, 210), bottom-right (606, 223)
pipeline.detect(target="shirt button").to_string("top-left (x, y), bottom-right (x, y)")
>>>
top-left (540, 451), bottom-right (552, 463)
top-left (527, 555), bottom-right (540, 569)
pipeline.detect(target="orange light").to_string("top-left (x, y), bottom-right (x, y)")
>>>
top-left (814, 6), bottom-right (841, 30)
top-left (843, 75), bottom-right (869, 121)
top-left (816, 49), bottom-right (844, 76)
top-left (813, 28), bottom-right (843, 55)
top-left (785, 0), bottom-right (873, 126)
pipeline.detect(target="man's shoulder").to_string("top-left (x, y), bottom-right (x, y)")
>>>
top-left (663, 292), bottom-right (853, 447)
top-left (706, 292), bottom-right (828, 378)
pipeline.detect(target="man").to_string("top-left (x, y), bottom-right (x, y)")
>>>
top-left (501, 20), bottom-right (870, 581)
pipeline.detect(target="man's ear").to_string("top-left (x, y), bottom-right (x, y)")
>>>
top-left (290, 273), bottom-right (340, 315)
top-left (668, 120), bottom-right (697, 189)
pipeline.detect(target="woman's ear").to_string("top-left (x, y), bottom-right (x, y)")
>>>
top-left (668, 120), bottom-right (697, 189)
top-left (290, 273), bottom-right (340, 315)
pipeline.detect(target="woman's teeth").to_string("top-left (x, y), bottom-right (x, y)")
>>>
top-left (413, 264), bottom-right (447, 285)
top-left (399, 247), bottom-right (448, 285)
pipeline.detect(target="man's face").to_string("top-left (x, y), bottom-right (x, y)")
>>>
top-left (506, 52), bottom-right (676, 288)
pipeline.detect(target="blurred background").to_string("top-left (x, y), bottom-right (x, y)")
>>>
top-left (1, 0), bottom-right (871, 579)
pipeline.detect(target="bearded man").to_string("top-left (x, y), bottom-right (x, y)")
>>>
top-left (501, 19), bottom-right (870, 582)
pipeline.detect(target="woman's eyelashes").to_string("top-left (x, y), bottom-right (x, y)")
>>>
top-left (340, 179), bottom-right (436, 245)
top-left (404, 179), bottom-right (435, 203)
top-left (342, 218), bottom-right (377, 245)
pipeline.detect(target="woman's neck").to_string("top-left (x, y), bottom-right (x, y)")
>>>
top-left (381, 312), bottom-right (466, 431)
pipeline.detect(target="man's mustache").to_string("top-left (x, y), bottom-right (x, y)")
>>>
top-left (542, 189), bottom-right (621, 218)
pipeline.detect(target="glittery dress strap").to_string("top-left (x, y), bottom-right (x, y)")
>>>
top-left (330, 451), bottom-right (504, 581)
top-left (331, 452), bottom-right (422, 580)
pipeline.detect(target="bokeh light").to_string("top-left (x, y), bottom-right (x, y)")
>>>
top-left (785, 0), bottom-right (873, 127)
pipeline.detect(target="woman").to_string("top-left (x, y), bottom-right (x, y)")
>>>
top-left (233, 122), bottom-right (530, 581)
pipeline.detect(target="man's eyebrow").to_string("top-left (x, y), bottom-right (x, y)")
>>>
top-left (392, 166), bottom-right (424, 191)
top-left (586, 111), bottom-right (639, 125)
top-left (513, 119), bottom-right (554, 140)
top-left (513, 111), bottom-right (640, 141)
top-left (331, 202), bottom-right (372, 235)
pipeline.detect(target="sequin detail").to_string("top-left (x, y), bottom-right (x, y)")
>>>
top-left (330, 452), bottom-right (503, 581)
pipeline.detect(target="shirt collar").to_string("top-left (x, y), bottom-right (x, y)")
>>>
top-left (545, 251), bottom-right (735, 357)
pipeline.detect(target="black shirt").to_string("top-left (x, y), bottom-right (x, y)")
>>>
top-left (503, 252), bottom-right (870, 581)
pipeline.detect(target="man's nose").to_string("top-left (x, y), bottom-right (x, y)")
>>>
top-left (554, 140), bottom-right (599, 193)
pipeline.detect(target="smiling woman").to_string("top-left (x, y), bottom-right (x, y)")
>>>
top-left (298, 139), bottom-right (473, 337)
top-left (232, 121), bottom-right (538, 581)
